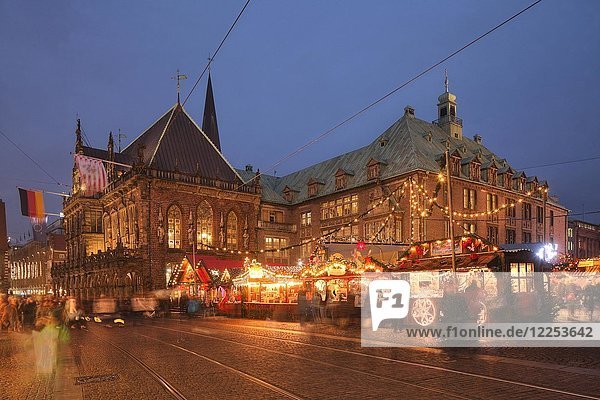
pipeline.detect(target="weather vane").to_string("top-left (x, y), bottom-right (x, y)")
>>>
top-left (171, 69), bottom-right (188, 103)
top-left (444, 69), bottom-right (449, 93)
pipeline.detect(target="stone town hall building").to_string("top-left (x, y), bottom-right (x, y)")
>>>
top-left (53, 77), bottom-right (567, 297)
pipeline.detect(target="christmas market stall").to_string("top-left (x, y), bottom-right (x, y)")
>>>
top-left (228, 259), bottom-right (303, 320)
top-left (167, 254), bottom-right (215, 306)
top-left (300, 252), bottom-right (389, 324)
top-left (386, 235), bottom-right (557, 326)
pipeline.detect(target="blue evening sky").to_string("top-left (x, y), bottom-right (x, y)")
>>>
top-left (1, 0), bottom-right (599, 240)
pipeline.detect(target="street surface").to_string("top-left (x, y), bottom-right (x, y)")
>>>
top-left (2, 317), bottom-right (600, 400)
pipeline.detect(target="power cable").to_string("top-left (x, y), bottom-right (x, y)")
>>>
top-left (241, 0), bottom-right (543, 188)
top-left (0, 127), bottom-right (66, 187)
top-left (182, 0), bottom-right (252, 106)
top-left (518, 155), bottom-right (600, 171)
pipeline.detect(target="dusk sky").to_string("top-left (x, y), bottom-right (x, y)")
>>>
top-left (1, 0), bottom-right (599, 240)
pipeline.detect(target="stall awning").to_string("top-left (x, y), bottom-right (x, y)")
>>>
top-left (398, 253), bottom-right (500, 271)
top-left (200, 255), bottom-right (244, 272)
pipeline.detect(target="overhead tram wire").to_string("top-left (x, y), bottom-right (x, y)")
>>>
top-left (239, 0), bottom-right (544, 189)
top-left (0, 127), bottom-right (67, 187)
top-left (182, 0), bottom-right (252, 106)
top-left (518, 155), bottom-right (600, 171)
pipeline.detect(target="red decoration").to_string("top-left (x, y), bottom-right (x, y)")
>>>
top-left (416, 245), bottom-right (424, 257)
top-left (469, 253), bottom-right (479, 260)
top-left (357, 241), bottom-right (366, 251)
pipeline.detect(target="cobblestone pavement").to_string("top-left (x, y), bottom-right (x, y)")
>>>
top-left (0, 330), bottom-right (81, 400)
top-left (2, 319), bottom-right (600, 400)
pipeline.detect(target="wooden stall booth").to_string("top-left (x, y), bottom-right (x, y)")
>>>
top-left (230, 259), bottom-right (303, 320)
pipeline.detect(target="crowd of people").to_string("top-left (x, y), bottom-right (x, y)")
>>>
top-left (0, 294), bottom-right (82, 333)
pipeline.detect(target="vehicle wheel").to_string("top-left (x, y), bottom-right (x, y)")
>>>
top-left (412, 298), bottom-right (437, 327)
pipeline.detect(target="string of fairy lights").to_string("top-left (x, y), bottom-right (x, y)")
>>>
top-left (201, 165), bottom-right (556, 258)
top-left (198, 179), bottom-right (411, 256)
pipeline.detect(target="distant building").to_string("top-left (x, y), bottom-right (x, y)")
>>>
top-left (0, 200), bottom-right (9, 292)
top-left (56, 76), bottom-right (568, 298)
top-left (567, 219), bottom-right (600, 259)
top-left (9, 220), bottom-right (66, 295)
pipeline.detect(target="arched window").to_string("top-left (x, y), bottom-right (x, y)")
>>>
top-left (103, 213), bottom-right (110, 249)
top-left (226, 211), bottom-right (238, 250)
top-left (118, 206), bottom-right (128, 245)
top-left (167, 205), bottom-right (182, 249)
top-left (196, 201), bottom-right (213, 249)
top-left (127, 204), bottom-right (137, 247)
top-left (110, 211), bottom-right (118, 248)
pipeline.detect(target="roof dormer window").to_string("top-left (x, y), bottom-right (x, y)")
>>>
top-left (282, 186), bottom-right (298, 203)
top-left (335, 175), bottom-right (347, 190)
top-left (307, 177), bottom-right (323, 198)
top-left (334, 168), bottom-right (354, 190)
top-left (366, 158), bottom-right (384, 181)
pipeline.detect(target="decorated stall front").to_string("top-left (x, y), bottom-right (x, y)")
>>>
top-left (384, 235), bottom-right (556, 326)
top-left (301, 253), bottom-right (387, 304)
top-left (225, 259), bottom-right (302, 320)
top-left (167, 254), bottom-right (215, 305)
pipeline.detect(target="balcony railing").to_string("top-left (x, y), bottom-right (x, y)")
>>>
top-left (258, 220), bottom-right (297, 233)
top-left (433, 115), bottom-right (463, 127)
top-left (66, 167), bottom-right (258, 206)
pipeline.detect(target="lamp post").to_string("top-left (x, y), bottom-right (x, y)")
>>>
top-left (445, 146), bottom-right (457, 273)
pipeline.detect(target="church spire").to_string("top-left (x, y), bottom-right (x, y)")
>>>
top-left (202, 73), bottom-right (221, 151)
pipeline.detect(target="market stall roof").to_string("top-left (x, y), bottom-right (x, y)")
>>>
top-left (168, 254), bottom-right (212, 287)
top-left (200, 255), bottom-right (244, 272)
top-left (393, 253), bottom-right (499, 271)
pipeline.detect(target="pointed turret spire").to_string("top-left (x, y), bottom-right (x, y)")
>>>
top-left (75, 118), bottom-right (83, 154)
top-left (202, 73), bottom-right (221, 151)
top-left (107, 131), bottom-right (115, 181)
top-left (108, 131), bottom-right (114, 153)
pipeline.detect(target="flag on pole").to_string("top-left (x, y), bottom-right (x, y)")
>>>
top-left (75, 154), bottom-right (108, 195)
top-left (18, 188), bottom-right (45, 219)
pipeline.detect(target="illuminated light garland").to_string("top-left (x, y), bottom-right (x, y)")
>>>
top-left (197, 179), bottom-right (410, 256)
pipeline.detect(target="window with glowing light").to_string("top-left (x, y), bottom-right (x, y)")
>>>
top-left (510, 262), bottom-right (533, 293)
top-left (300, 211), bottom-right (311, 227)
top-left (463, 189), bottom-right (476, 210)
top-left (463, 223), bottom-right (476, 234)
top-left (196, 201), bottom-right (213, 249)
top-left (167, 205), bottom-right (182, 249)
top-left (226, 211), bottom-right (238, 250)
top-left (486, 193), bottom-right (498, 212)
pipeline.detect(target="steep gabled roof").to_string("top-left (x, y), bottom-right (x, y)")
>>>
top-left (121, 103), bottom-right (242, 183)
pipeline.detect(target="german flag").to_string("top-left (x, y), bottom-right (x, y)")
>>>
top-left (18, 188), bottom-right (45, 219)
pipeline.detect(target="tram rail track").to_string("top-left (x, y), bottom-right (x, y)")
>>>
top-left (131, 332), bottom-right (304, 400)
top-left (144, 320), bottom-right (600, 400)
top-left (85, 329), bottom-right (188, 400)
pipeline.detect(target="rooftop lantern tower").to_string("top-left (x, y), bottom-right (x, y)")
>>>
top-left (435, 70), bottom-right (463, 140)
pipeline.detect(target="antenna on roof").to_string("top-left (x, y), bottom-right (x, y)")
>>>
top-left (171, 69), bottom-right (188, 103)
